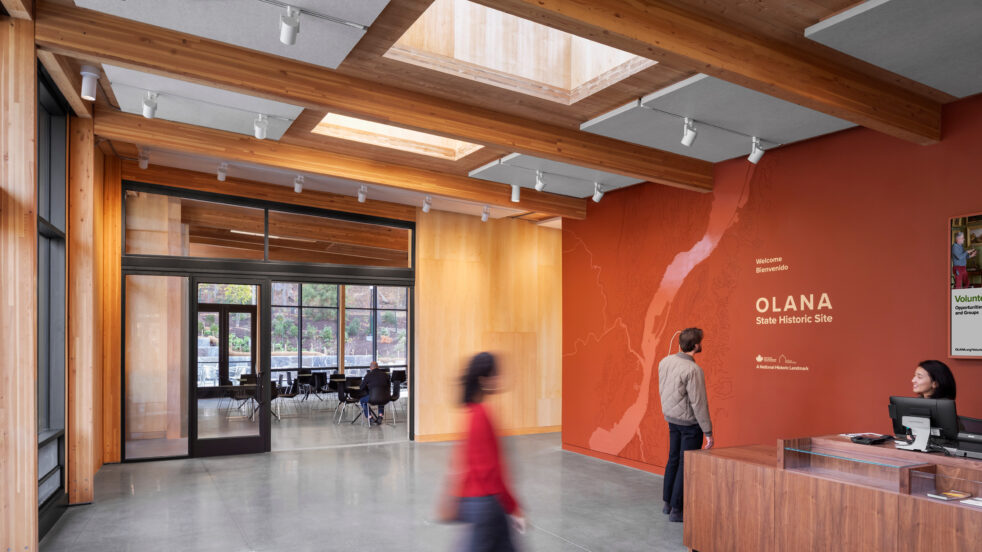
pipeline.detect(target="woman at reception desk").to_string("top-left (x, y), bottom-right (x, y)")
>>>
top-left (911, 360), bottom-right (956, 400)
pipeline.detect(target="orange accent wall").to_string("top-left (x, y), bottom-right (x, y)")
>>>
top-left (562, 93), bottom-right (982, 474)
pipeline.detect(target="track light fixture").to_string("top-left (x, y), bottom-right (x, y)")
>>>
top-left (510, 184), bottom-right (521, 203)
top-left (534, 170), bottom-right (545, 192)
top-left (357, 185), bottom-right (368, 203)
top-left (142, 91), bottom-right (158, 119)
top-left (481, 206), bottom-right (490, 222)
top-left (422, 195), bottom-right (432, 213)
top-left (592, 182), bottom-right (605, 203)
top-left (294, 175), bottom-right (304, 193)
top-left (748, 136), bottom-right (765, 164)
top-left (138, 148), bottom-right (149, 170)
top-left (681, 117), bottom-right (697, 147)
top-left (280, 5), bottom-right (301, 45)
top-left (217, 162), bottom-right (228, 182)
top-left (254, 114), bottom-right (268, 140)
top-left (79, 65), bottom-right (100, 102)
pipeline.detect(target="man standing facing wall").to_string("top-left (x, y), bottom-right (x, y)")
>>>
top-left (658, 327), bottom-right (714, 523)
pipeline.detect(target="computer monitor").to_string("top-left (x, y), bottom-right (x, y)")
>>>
top-left (888, 396), bottom-right (959, 441)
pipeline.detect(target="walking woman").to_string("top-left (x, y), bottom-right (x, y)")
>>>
top-left (440, 352), bottom-right (524, 551)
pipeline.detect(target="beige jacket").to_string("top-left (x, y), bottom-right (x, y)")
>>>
top-left (658, 352), bottom-right (712, 435)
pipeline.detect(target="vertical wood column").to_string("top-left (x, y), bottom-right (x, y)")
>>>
top-left (0, 14), bottom-right (39, 551)
top-left (67, 116), bottom-right (103, 504)
top-left (101, 156), bottom-right (122, 463)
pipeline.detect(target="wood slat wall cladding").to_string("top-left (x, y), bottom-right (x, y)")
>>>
top-left (102, 156), bottom-right (122, 463)
top-left (1, 14), bottom-right (39, 551)
top-left (414, 210), bottom-right (561, 440)
top-left (67, 116), bottom-right (104, 504)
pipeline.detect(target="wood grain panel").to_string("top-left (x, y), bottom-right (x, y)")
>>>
top-left (0, 15), bottom-right (39, 551)
top-left (775, 468), bottom-right (898, 551)
top-left (476, 0), bottom-right (942, 145)
top-left (684, 450), bottom-right (775, 552)
top-left (414, 210), bottom-right (562, 439)
top-left (67, 116), bottom-right (104, 504)
top-left (101, 155), bottom-right (122, 463)
top-left (34, 2), bottom-right (714, 191)
top-left (36, 50), bottom-right (90, 118)
top-left (95, 110), bottom-right (588, 218)
top-left (898, 494), bottom-right (982, 552)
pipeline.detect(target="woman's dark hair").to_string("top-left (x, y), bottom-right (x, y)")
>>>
top-left (462, 352), bottom-right (497, 405)
top-left (919, 360), bottom-right (957, 400)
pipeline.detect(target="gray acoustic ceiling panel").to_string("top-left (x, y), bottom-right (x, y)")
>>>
top-left (805, 0), bottom-right (982, 98)
top-left (75, 0), bottom-right (389, 69)
top-left (468, 153), bottom-right (642, 198)
top-left (104, 65), bottom-right (304, 140)
top-left (581, 74), bottom-right (854, 162)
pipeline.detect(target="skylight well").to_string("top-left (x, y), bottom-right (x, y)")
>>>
top-left (311, 113), bottom-right (484, 161)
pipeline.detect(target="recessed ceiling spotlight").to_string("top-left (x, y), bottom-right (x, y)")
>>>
top-left (748, 136), bottom-right (765, 164)
top-left (681, 117), bottom-right (697, 147)
top-left (357, 185), bottom-right (368, 203)
top-left (534, 170), bottom-right (546, 192)
top-left (592, 182), bottom-right (605, 203)
top-left (254, 114), bottom-right (268, 140)
top-left (481, 206), bottom-right (490, 222)
top-left (138, 148), bottom-right (149, 170)
top-left (280, 5), bottom-right (301, 46)
top-left (217, 162), bottom-right (228, 182)
top-left (79, 65), bottom-right (100, 102)
top-left (510, 184), bottom-right (521, 203)
top-left (294, 175), bottom-right (304, 193)
top-left (422, 195), bottom-right (432, 213)
top-left (142, 91), bottom-right (158, 119)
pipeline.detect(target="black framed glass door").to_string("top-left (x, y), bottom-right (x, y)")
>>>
top-left (190, 278), bottom-right (270, 456)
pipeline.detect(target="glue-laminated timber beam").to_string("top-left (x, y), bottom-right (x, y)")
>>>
top-left (97, 109), bottom-right (588, 219)
top-left (473, 0), bottom-right (942, 145)
top-left (1, 0), bottom-right (33, 19)
top-left (120, 161), bottom-right (418, 222)
top-left (34, 1), bottom-right (713, 192)
top-left (37, 50), bottom-right (91, 117)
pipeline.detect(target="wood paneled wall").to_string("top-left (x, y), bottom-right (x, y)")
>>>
top-left (414, 211), bottom-right (562, 440)
top-left (101, 156), bottom-right (121, 463)
top-left (1, 14), bottom-right (38, 551)
top-left (67, 116), bottom-right (104, 504)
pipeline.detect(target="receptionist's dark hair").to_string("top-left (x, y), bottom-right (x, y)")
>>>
top-left (918, 360), bottom-right (956, 400)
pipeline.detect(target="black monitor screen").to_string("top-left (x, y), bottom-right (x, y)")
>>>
top-left (888, 396), bottom-right (959, 441)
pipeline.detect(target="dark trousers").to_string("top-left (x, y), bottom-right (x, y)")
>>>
top-left (457, 496), bottom-right (515, 552)
top-left (360, 395), bottom-right (384, 417)
top-left (663, 422), bottom-right (704, 511)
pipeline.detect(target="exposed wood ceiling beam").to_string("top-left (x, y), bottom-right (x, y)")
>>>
top-left (120, 159), bottom-right (418, 223)
top-left (1, 0), bottom-right (33, 19)
top-left (473, 0), bottom-right (943, 145)
top-left (34, 1), bottom-right (713, 192)
top-left (36, 50), bottom-right (90, 117)
top-left (99, 109), bottom-right (588, 219)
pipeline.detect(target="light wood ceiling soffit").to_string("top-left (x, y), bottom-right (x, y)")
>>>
top-left (471, 0), bottom-right (945, 145)
top-left (34, 1), bottom-right (712, 192)
top-left (1, 0), bottom-right (33, 19)
top-left (97, 108), bottom-right (587, 219)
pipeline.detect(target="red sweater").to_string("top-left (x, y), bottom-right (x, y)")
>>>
top-left (454, 403), bottom-right (519, 514)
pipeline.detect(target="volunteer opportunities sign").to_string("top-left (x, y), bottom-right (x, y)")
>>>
top-left (950, 214), bottom-right (982, 357)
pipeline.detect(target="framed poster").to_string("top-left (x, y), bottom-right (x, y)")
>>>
top-left (950, 213), bottom-right (982, 358)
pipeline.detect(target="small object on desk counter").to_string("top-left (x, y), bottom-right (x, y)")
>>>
top-left (961, 498), bottom-right (982, 508)
top-left (848, 433), bottom-right (893, 445)
top-left (927, 490), bottom-right (973, 501)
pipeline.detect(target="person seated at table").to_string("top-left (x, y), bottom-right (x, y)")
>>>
top-left (360, 362), bottom-right (391, 425)
top-left (911, 360), bottom-right (956, 400)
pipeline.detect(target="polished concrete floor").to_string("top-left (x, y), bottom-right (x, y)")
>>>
top-left (271, 396), bottom-right (408, 451)
top-left (40, 433), bottom-right (685, 552)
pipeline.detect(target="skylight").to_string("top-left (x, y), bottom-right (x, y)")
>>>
top-left (385, 0), bottom-right (655, 105)
top-left (311, 113), bottom-right (484, 161)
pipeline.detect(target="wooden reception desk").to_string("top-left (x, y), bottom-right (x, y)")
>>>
top-left (683, 435), bottom-right (982, 551)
